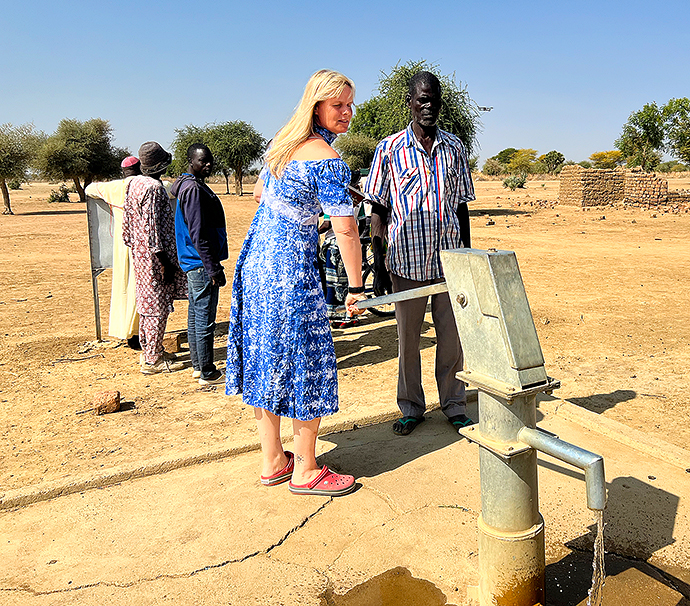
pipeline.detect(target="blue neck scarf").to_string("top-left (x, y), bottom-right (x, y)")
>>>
top-left (313, 123), bottom-right (337, 145)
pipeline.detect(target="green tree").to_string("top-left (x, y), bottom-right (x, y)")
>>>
top-left (349, 59), bottom-right (481, 154)
top-left (207, 121), bottom-right (265, 195)
top-left (615, 103), bottom-right (665, 171)
top-left (589, 150), bottom-right (624, 169)
top-left (494, 147), bottom-right (518, 167)
top-left (663, 97), bottom-right (690, 165)
top-left (334, 132), bottom-right (379, 172)
top-left (37, 118), bottom-right (127, 202)
top-left (0, 123), bottom-right (44, 215)
top-left (538, 150), bottom-right (565, 174)
top-left (507, 149), bottom-right (537, 174)
top-left (170, 124), bottom-right (211, 178)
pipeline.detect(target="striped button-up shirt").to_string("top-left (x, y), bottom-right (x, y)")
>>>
top-left (363, 123), bottom-right (475, 281)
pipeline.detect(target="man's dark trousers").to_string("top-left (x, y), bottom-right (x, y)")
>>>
top-left (391, 273), bottom-right (466, 419)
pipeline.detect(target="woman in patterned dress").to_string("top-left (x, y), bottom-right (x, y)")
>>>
top-left (226, 70), bottom-right (365, 496)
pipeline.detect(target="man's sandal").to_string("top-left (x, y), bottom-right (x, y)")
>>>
top-left (448, 414), bottom-right (474, 431)
top-left (260, 451), bottom-right (294, 486)
top-left (392, 416), bottom-right (425, 436)
top-left (288, 466), bottom-right (356, 497)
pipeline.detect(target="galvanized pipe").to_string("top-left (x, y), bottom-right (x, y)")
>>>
top-left (475, 391), bottom-right (545, 606)
top-left (478, 393), bottom-right (539, 531)
top-left (518, 426), bottom-right (607, 511)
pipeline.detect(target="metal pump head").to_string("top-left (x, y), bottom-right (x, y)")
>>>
top-left (441, 248), bottom-right (549, 393)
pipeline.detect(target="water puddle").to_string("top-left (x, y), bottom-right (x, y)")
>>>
top-left (320, 567), bottom-right (455, 606)
top-left (587, 510), bottom-right (606, 606)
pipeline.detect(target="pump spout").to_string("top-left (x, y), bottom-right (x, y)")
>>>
top-left (518, 426), bottom-right (606, 511)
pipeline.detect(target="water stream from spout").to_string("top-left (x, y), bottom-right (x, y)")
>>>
top-left (586, 510), bottom-right (606, 606)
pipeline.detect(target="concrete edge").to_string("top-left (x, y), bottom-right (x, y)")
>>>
top-left (539, 398), bottom-right (690, 471)
top-left (5, 394), bottom-right (688, 512)
top-left (0, 409), bottom-right (402, 511)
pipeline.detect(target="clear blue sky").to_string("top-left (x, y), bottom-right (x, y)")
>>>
top-left (2, 0), bottom-right (688, 166)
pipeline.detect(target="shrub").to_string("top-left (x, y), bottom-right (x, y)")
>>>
top-left (503, 174), bottom-right (527, 190)
top-left (578, 161), bottom-right (592, 168)
top-left (482, 158), bottom-right (503, 176)
top-left (531, 161), bottom-right (548, 175)
top-left (47, 184), bottom-right (71, 203)
top-left (658, 160), bottom-right (689, 172)
top-left (8, 179), bottom-right (22, 189)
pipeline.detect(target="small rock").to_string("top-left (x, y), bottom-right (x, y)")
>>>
top-left (162, 333), bottom-right (181, 353)
top-left (92, 391), bottom-right (120, 415)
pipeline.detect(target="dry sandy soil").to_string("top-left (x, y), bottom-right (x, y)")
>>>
top-left (1, 177), bottom-right (689, 494)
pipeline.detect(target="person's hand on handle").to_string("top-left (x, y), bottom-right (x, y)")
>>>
top-left (345, 292), bottom-right (367, 316)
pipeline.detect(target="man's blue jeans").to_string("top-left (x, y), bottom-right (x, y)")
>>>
top-left (186, 267), bottom-right (219, 379)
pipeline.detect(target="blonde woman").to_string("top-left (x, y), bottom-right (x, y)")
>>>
top-left (226, 70), bottom-right (365, 496)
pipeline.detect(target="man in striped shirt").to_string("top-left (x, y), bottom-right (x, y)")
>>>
top-left (363, 71), bottom-right (475, 435)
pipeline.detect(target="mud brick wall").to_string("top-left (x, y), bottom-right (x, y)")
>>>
top-left (666, 189), bottom-right (690, 205)
top-left (558, 165), bottom-right (624, 206)
top-left (623, 169), bottom-right (668, 205)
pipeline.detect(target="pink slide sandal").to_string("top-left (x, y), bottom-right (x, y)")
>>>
top-left (260, 451), bottom-right (294, 486)
top-left (288, 466), bottom-right (356, 496)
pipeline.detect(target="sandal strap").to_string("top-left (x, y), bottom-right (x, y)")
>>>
top-left (399, 417), bottom-right (421, 425)
top-left (307, 466), bottom-right (331, 489)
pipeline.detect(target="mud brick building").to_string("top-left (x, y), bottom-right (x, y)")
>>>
top-left (559, 165), bottom-right (690, 208)
top-left (558, 165), bottom-right (624, 206)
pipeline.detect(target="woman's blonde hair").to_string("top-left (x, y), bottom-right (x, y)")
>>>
top-left (266, 69), bottom-right (355, 177)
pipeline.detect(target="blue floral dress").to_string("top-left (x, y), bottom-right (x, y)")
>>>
top-left (226, 126), bottom-right (353, 421)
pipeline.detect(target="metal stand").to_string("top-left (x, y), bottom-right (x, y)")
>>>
top-left (442, 248), bottom-right (606, 606)
top-left (362, 247), bottom-right (607, 605)
top-left (85, 196), bottom-right (115, 342)
top-left (91, 268), bottom-right (106, 341)
top-left (459, 376), bottom-right (558, 605)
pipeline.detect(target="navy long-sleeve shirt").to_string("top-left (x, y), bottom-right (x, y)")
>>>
top-left (172, 174), bottom-right (228, 278)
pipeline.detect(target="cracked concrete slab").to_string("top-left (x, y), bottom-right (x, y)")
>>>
top-left (1, 404), bottom-right (690, 605)
top-left (0, 451), bottom-right (332, 595)
top-left (0, 555), bottom-right (328, 605)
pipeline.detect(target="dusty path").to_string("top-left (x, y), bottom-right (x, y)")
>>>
top-left (1, 177), bottom-right (688, 493)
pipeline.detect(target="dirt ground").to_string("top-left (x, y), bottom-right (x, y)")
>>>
top-left (1, 176), bottom-right (689, 494)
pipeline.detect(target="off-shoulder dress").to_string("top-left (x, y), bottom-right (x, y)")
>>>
top-left (225, 130), bottom-right (353, 421)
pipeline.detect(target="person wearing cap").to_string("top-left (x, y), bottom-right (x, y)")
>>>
top-left (85, 157), bottom-right (142, 348)
top-left (172, 143), bottom-right (228, 386)
top-left (122, 142), bottom-right (187, 374)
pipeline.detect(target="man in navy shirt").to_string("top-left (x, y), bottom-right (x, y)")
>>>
top-left (172, 144), bottom-right (228, 386)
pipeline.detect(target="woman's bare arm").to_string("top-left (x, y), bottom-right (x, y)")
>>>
top-left (253, 178), bottom-right (263, 204)
top-left (331, 215), bottom-right (365, 315)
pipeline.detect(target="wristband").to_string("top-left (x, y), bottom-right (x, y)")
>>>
top-left (348, 285), bottom-right (365, 294)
